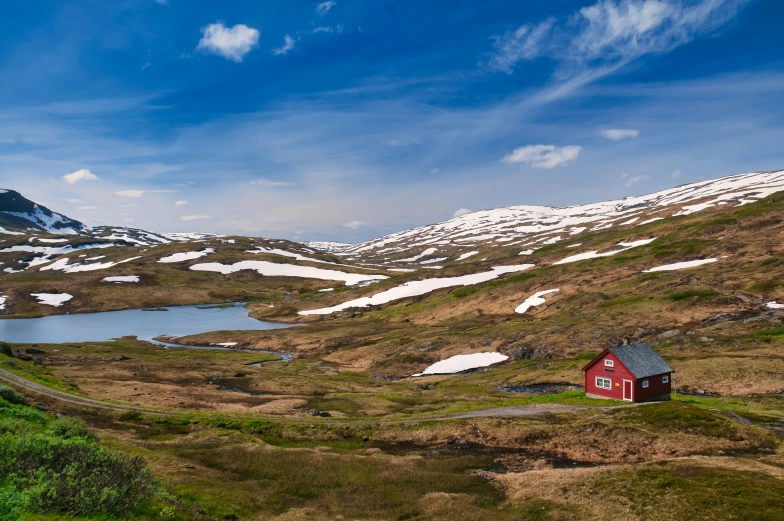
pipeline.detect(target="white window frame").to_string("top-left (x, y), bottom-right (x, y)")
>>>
top-left (595, 377), bottom-right (612, 390)
top-left (604, 359), bottom-right (614, 367)
top-left (662, 375), bottom-right (669, 384)
top-left (642, 379), bottom-right (649, 388)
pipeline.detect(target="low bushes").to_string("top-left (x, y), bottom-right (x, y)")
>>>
top-left (0, 399), bottom-right (156, 518)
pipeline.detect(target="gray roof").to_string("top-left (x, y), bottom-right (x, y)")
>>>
top-left (609, 343), bottom-right (674, 379)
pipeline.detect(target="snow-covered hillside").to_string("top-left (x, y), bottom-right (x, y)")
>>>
top-left (332, 170), bottom-right (784, 262)
top-left (0, 189), bottom-right (85, 235)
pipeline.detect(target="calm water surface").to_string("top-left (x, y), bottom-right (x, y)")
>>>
top-left (0, 303), bottom-right (290, 345)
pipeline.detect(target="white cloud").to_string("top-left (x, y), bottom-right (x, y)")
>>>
top-left (672, 169), bottom-right (682, 179)
top-left (600, 128), bottom-right (639, 140)
top-left (272, 35), bottom-right (296, 56)
top-left (620, 173), bottom-right (649, 187)
top-left (313, 26), bottom-right (333, 34)
top-left (316, 1), bottom-right (337, 16)
top-left (175, 200), bottom-right (188, 206)
top-left (250, 179), bottom-right (294, 187)
top-left (154, 0), bottom-right (168, 4)
top-left (181, 215), bottom-right (213, 221)
top-left (66, 198), bottom-right (84, 204)
top-left (63, 169), bottom-right (97, 184)
top-left (429, 168), bottom-right (440, 174)
top-left (487, 0), bottom-right (750, 74)
top-left (197, 23), bottom-right (260, 63)
top-left (502, 144), bottom-right (582, 169)
top-left (343, 220), bottom-right (368, 229)
top-left (487, 18), bottom-right (556, 74)
top-left (115, 190), bottom-right (174, 198)
top-left (453, 208), bottom-right (472, 218)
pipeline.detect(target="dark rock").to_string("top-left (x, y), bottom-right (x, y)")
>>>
top-left (35, 404), bottom-right (48, 411)
top-left (24, 348), bottom-right (46, 354)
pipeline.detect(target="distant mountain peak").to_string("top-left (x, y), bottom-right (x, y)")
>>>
top-left (0, 189), bottom-right (85, 235)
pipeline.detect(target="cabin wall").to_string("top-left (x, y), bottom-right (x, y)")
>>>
top-left (635, 372), bottom-right (672, 402)
top-left (584, 351), bottom-right (635, 401)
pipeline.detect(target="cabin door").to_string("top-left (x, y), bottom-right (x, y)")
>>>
top-left (623, 380), bottom-right (633, 401)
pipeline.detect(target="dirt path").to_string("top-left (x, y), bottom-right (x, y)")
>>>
top-left (0, 366), bottom-right (622, 423)
top-left (0, 367), bottom-right (173, 416)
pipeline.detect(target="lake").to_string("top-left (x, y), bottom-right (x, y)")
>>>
top-left (0, 303), bottom-right (291, 345)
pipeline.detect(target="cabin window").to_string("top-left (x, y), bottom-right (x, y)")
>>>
top-left (662, 375), bottom-right (669, 384)
top-left (642, 380), bottom-right (649, 388)
top-left (596, 377), bottom-right (612, 390)
top-left (604, 359), bottom-right (614, 367)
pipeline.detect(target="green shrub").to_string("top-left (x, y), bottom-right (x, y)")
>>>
top-left (48, 416), bottom-right (96, 441)
top-left (0, 343), bottom-right (12, 358)
top-left (0, 385), bottom-right (27, 406)
top-left (0, 435), bottom-right (155, 516)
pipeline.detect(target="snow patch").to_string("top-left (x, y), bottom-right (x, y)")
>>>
top-left (413, 352), bottom-right (509, 376)
top-left (158, 248), bottom-right (215, 263)
top-left (515, 288), bottom-right (560, 314)
top-left (766, 302), bottom-right (784, 310)
top-left (31, 293), bottom-right (73, 307)
top-left (456, 251), bottom-right (479, 261)
top-left (643, 258), bottom-right (718, 272)
top-left (102, 276), bottom-right (140, 283)
top-left (553, 238), bottom-right (656, 265)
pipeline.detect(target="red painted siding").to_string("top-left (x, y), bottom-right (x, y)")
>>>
top-left (584, 351), bottom-right (636, 401)
top-left (635, 372), bottom-right (672, 401)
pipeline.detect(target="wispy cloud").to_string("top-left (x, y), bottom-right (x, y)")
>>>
top-left (250, 179), bottom-right (295, 187)
top-left (272, 34), bottom-right (297, 56)
top-left (488, 0), bottom-right (750, 76)
top-left (77, 205), bottom-right (98, 210)
top-left (600, 128), bottom-right (639, 140)
top-left (502, 144), bottom-right (582, 169)
top-left (115, 190), bottom-right (174, 198)
top-left (197, 23), bottom-right (260, 63)
top-left (343, 220), bottom-right (368, 229)
top-left (181, 215), bottom-right (213, 221)
top-left (620, 173), bottom-right (649, 187)
top-left (672, 169), bottom-right (682, 179)
top-left (452, 208), bottom-right (472, 218)
top-left (63, 169), bottom-right (97, 184)
top-left (175, 200), bottom-right (188, 206)
top-left (313, 26), bottom-right (333, 34)
top-left (316, 1), bottom-right (337, 16)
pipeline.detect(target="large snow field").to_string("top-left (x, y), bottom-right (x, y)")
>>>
top-left (190, 260), bottom-right (388, 286)
top-left (299, 264), bottom-right (535, 315)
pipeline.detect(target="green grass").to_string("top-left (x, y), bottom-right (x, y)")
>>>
top-left (167, 441), bottom-right (577, 520)
top-left (597, 295), bottom-right (648, 308)
top-left (592, 462), bottom-right (784, 520)
top-left (753, 327), bottom-right (784, 339)
top-left (667, 289), bottom-right (718, 301)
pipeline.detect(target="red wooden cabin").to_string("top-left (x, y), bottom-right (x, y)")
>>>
top-left (582, 343), bottom-right (673, 402)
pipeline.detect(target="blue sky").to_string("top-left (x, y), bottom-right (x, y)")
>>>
top-left (1, 0), bottom-right (782, 242)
